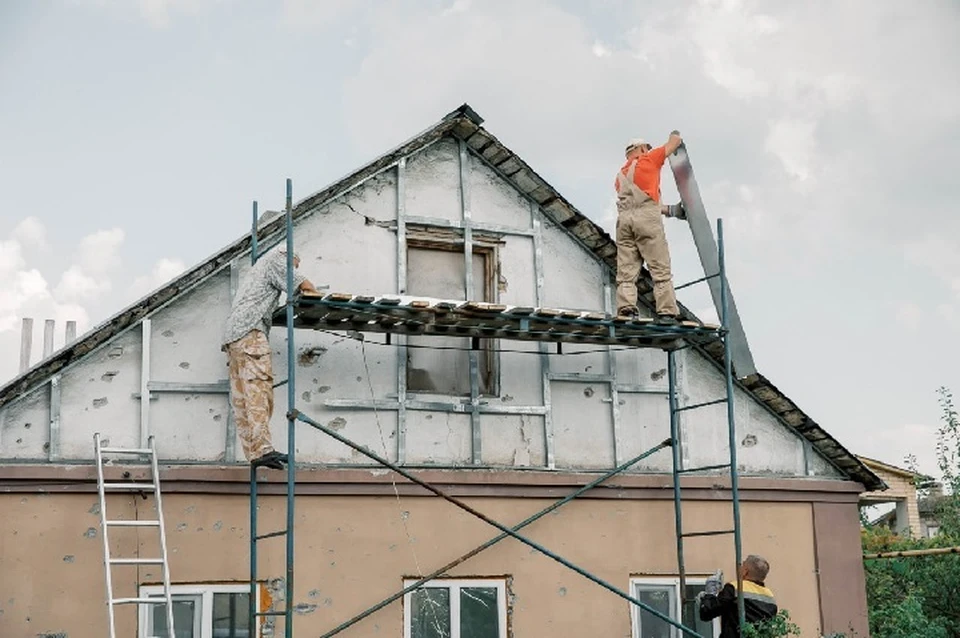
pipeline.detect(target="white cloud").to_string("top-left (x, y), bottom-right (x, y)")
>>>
top-left (77, 228), bottom-right (124, 275)
top-left (73, 0), bottom-right (229, 28)
top-left (52, 228), bottom-right (124, 302)
top-left (686, 0), bottom-right (780, 100)
top-left (55, 265), bottom-right (112, 301)
top-left (895, 301), bottom-right (923, 331)
top-left (129, 257), bottom-right (187, 300)
top-left (12, 217), bottom-right (48, 251)
top-left (281, 0), bottom-right (363, 29)
top-left (592, 41), bottom-right (612, 58)
top-left (764, 117), bottom-right (817, 183)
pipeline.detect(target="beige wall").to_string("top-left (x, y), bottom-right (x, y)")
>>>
top-left (2, 492), bottom-right (842, 638)
top-left (858, 461), bottom-right (922, 537)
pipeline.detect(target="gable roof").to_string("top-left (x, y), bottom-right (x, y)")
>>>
top-left (0, 104), bottom-right (884, 491)
top-left (857, 455), bottom-right (929, 481)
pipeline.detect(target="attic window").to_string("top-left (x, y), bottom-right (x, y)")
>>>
top-left (405, 237), bottom-right (498, 397)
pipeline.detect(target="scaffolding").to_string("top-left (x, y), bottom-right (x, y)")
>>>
top-left (246, 175), bottom-right (746, 638)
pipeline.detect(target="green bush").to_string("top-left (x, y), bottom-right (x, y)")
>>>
top-left (741, 610), bottom-right (800, 638)
top-left (859, 387), bottom-right (960, 637)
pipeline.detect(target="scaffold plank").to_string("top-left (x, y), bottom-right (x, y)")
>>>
top-left (274, 293), bottom-right (721, 350)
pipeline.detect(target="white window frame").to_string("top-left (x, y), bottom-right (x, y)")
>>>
top-left (402, 578), bottom-right (508, 638)
top-left (138, 583), bottom-right (258, 638)
top-left (629, 576), bottom-right (721, 638)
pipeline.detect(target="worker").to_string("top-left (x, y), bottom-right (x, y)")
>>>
top-left (698, 555), bottom-right (779, 637)
top-left (614, 132), bottom-right (686, 324)
top-left (221, 246), bottom-right (318, 470)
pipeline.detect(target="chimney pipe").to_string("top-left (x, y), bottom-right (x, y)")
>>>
top-left (65, 320), bottom-right (77, 344)
top-left (43, 319), bottom-right (55, 359)
top-left (19, 318), bottom-right (33, 373)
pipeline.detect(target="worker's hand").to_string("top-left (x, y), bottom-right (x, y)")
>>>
top-left (299, 279), bottom-right (319, 294)
top-left (662, 203), bottom-right (687, 220)
top-left (704, 570), bottom-right (723, 596)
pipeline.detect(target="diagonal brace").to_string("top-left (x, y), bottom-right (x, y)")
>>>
top-left (294, 410), bottom-right (705, 638)
top-left (317, 439), bottom-right (673, 638)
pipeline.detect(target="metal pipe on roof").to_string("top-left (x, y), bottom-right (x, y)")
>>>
top-left (42, 320), bottom-right (55, 359)
top-left (19, 318), bottom-right (33, 373)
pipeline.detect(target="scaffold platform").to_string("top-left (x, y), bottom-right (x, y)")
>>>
top-left (273, 292), bottom-right (722, 349)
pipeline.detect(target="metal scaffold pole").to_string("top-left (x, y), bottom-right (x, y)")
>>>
top-left (284, 177), bottom-right (297, 638)
top-left (718, 218), bottom-right (746, 632)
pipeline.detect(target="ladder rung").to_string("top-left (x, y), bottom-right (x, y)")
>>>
top-left (677, 463), bottom-right (731, 474)
top-left (110, 558), bottom-right (165, 565)
top-left (675, 398), bottom-right (728, 413)
top-left (112, 597), bottom-right (163, 605)
top-left (102, 483), bottom-right (156, 491)
top-left (106, 520), bottom-right (161, 527)
top-left (255, 529), bottom-right (288, 541)
top-left (100, 447), bottom-right (153, 455)
top-left (682, 529), bottom-right (735, 538)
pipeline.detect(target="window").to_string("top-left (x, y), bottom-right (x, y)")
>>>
top-left (139, 584), bottom-right (256, 638)
top-left (406, 234), bottom-right (499, 397)
top-left (403, 578), bottom-right (508, 638)
top-left (630, 577), bottom-right (721, 638)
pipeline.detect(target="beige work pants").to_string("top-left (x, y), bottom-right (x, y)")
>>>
top-left (615, 201), bottom-right (679, 316)
top-left (226, 330), bottom-right (276, 462)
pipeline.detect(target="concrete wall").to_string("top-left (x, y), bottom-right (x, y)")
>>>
top-left (0, 489), bottom-right (862, 638)
top-left (0, 135), bottom-right (842, 481)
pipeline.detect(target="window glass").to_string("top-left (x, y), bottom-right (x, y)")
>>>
top-left (635, 587), bottom-right (674, 638)
top-left (411, 587), bottom-right (451, 638)
top-left (682, 585), bottom-right (716, 638)
top-left (150, 597), bottom-right (198, 638)
top-left (460, 587), bottom-right (499, 638)
top-left (213, 592), bottom-right (251, 638)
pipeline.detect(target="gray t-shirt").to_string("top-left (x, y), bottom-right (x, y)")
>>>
top-left (222, 248), bottom-right (306, 348)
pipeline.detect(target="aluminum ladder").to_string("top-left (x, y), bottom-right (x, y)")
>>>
top-left (94, 432), bottom-right (176, 638)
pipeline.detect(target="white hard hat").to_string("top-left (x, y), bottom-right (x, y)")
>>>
top-left (625, 138), bottom-right (648, 156)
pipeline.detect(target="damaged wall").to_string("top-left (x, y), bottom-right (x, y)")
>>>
top-left (0, 490), bottom-right (859, 638)
top-left (0, 135), bottom-right (843, 481)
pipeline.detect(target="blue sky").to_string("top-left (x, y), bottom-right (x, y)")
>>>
top-left (2, 0), bottom-right (959, 478)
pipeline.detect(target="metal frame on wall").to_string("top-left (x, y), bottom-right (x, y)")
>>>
top-left (245, 147), bottom-right (748, 635)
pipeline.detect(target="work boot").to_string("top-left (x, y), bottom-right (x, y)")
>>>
top-left (252, 450), bottom-right (286, 470)
top-left (617, 305), bottom-right (640, 318)
top-left (656, 314), bottom-right (680, 326)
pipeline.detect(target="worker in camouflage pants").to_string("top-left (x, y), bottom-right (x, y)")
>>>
top-left (222, 247), bottom-right (317, 469)
top-left (614, 132), bottom-right (687, 324)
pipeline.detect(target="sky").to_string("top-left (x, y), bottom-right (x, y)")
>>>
top-left (1, 0), bottom-right (959, 480)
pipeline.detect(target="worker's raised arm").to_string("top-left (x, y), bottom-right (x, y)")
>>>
top-left (664, 131), bottom-right (683, 156)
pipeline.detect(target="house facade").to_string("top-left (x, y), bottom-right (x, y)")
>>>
top-left (0, 105), bottom-right (881, 638)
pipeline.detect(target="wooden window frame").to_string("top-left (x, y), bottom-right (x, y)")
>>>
top-left (405, 229), bottom-right (501, 397)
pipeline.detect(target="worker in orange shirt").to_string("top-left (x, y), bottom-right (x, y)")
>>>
top-left (614, 132), bottom-right (686, 324)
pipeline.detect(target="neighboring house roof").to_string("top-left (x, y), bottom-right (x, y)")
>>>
top-left (857, 455), bottom-right (929, 481)
top-left (0, 103), bottom-right (885, 491)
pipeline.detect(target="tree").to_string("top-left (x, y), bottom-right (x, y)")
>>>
top-left (859, 386), bottom-right (960, 637)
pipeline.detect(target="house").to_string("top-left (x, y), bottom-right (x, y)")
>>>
top-left (0, 104), bottom-right (884, 638)
top-left (858, 455), bottom-right (946, 538)
top-left (858, 456), bottom-right (926, 537)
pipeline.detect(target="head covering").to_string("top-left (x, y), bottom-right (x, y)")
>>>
top-left (625, 138), bottom-right (649, 157)
top-left (277, 246), bottom-right (300, 261)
